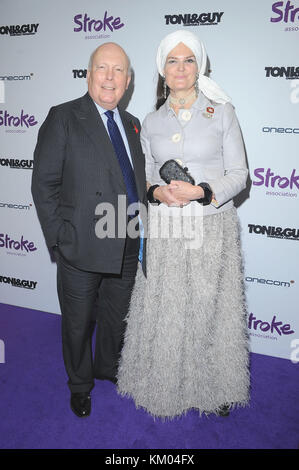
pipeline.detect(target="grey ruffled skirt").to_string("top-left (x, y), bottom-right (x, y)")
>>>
top-left (117, 206), bottom-right (250, 418)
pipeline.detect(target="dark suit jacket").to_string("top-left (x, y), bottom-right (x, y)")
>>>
top-left (32, 92), bottom-right (147, 274)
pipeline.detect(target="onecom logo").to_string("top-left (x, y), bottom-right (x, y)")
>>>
top-left (262, 127), bottom-right (299, 134)
top-left (245, 276), bottom-right (294, 287)
top-left (0, 74), bottom-right (33, 81)
top-left (0, 202), bottom-right (32, 210)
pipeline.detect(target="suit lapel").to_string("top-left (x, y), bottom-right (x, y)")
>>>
top-left (72, 93), bottom-right (126, 191)
top-left (72, 93), bottom-right (144, 200)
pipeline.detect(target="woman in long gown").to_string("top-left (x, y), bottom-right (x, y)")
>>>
top-left (117, 30), bottom-right (250, 419)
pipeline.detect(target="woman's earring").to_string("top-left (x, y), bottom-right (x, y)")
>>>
top-left (163, 77), bottom-right (167, 99)
top-left (195, 73), bottom-right (199, 96)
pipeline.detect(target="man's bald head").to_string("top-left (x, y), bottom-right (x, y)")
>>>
top-left (88, 42), bottom-right (131, 75)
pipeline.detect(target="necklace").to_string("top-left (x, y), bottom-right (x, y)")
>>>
top-left (169, 90), bottom-right (197, 107)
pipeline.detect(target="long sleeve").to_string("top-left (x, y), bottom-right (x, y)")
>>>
top-left (208, 103), bottom-right (248, 208)
top-left (31, 106), bottom-right (66, 248)
top-left (140, 115), bottom-right (155, 183)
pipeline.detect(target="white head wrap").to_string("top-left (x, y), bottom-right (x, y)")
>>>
top-left (156, 30), bottom-right (231, 104)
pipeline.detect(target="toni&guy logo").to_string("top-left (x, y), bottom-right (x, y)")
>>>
top-left (0, 158), bottom-right (33, 169)
top-left (165, 12), bottom-right (224, 26)
top-left (0, 275), bottom-right (37, 290)
top-left (265, 66), bottom-right (299, 78)
top-left (248, 224), bottom-right (299, 240)
top-left (0, 23), bottom-right (39, 36)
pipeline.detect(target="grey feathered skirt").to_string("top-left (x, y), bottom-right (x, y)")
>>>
top-left (117, 206), bottom-right (250, 419)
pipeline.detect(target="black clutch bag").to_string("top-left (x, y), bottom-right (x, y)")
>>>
top-left (159, 159), bottom-right (195, 185)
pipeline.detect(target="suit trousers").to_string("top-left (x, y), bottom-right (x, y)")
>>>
top-left (55, 234), bottom-right (139, 394)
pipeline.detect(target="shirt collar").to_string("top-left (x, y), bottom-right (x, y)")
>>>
top-left (93, 100), bottom-right (119, 118)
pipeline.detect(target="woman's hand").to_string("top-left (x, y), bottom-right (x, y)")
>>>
top-left (153, 184), bottom-right (190, 207)
top-left (168, 180), bottom-right (204, 202)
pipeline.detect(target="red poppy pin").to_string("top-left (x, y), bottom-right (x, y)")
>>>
top-left (132, 122), bottom-right (139, 134)
top-left (206, 107), bottom-right (214, 114)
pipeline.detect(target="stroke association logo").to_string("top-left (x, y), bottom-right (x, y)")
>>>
top-left (164, 11), bottom-right (224, 26)
top-left (0, 23), bottom-right (39, 36)
top-left (248, 312), bottom-right (295, 340)
top-left (270, 1), bottom-right (299, 31)
top-left (73, 11), bottom-right (124, 39)
top-left (0, 233), bottom-right (37, 254)
top-left (253, 167), bottom-right (299, 190)
top-left (252, 167), bottom-right (299, 198)
top-left (0, 109), bottom-right (37, 132)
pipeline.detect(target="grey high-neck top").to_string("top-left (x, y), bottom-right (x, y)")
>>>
top-left (141, 92), bottom-right (248, 216)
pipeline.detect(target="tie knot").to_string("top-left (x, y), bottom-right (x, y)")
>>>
top-left (105, 110), bottom-right (114, 121)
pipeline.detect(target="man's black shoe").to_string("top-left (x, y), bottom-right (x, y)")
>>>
top-left (70, 392), bottom-right (91, 418)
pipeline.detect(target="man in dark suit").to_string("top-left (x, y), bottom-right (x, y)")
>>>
top-left (32, 43), bottom-right (146, 418)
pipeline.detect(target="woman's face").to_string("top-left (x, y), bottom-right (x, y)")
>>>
top-left (164, 42), bottom-right (198, 94)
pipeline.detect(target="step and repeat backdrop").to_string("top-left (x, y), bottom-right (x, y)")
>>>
top-left (0, 0), bottom-right (298, 361)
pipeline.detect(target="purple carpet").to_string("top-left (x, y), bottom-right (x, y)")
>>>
top-left (0, 302), bottom-right (298, 449)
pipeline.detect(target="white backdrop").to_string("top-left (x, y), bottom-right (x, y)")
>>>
top-left (0, 0), bottom-right (298, 360)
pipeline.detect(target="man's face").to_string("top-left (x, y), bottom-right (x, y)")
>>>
top-left (87, 43), bottom-right (131, 110)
